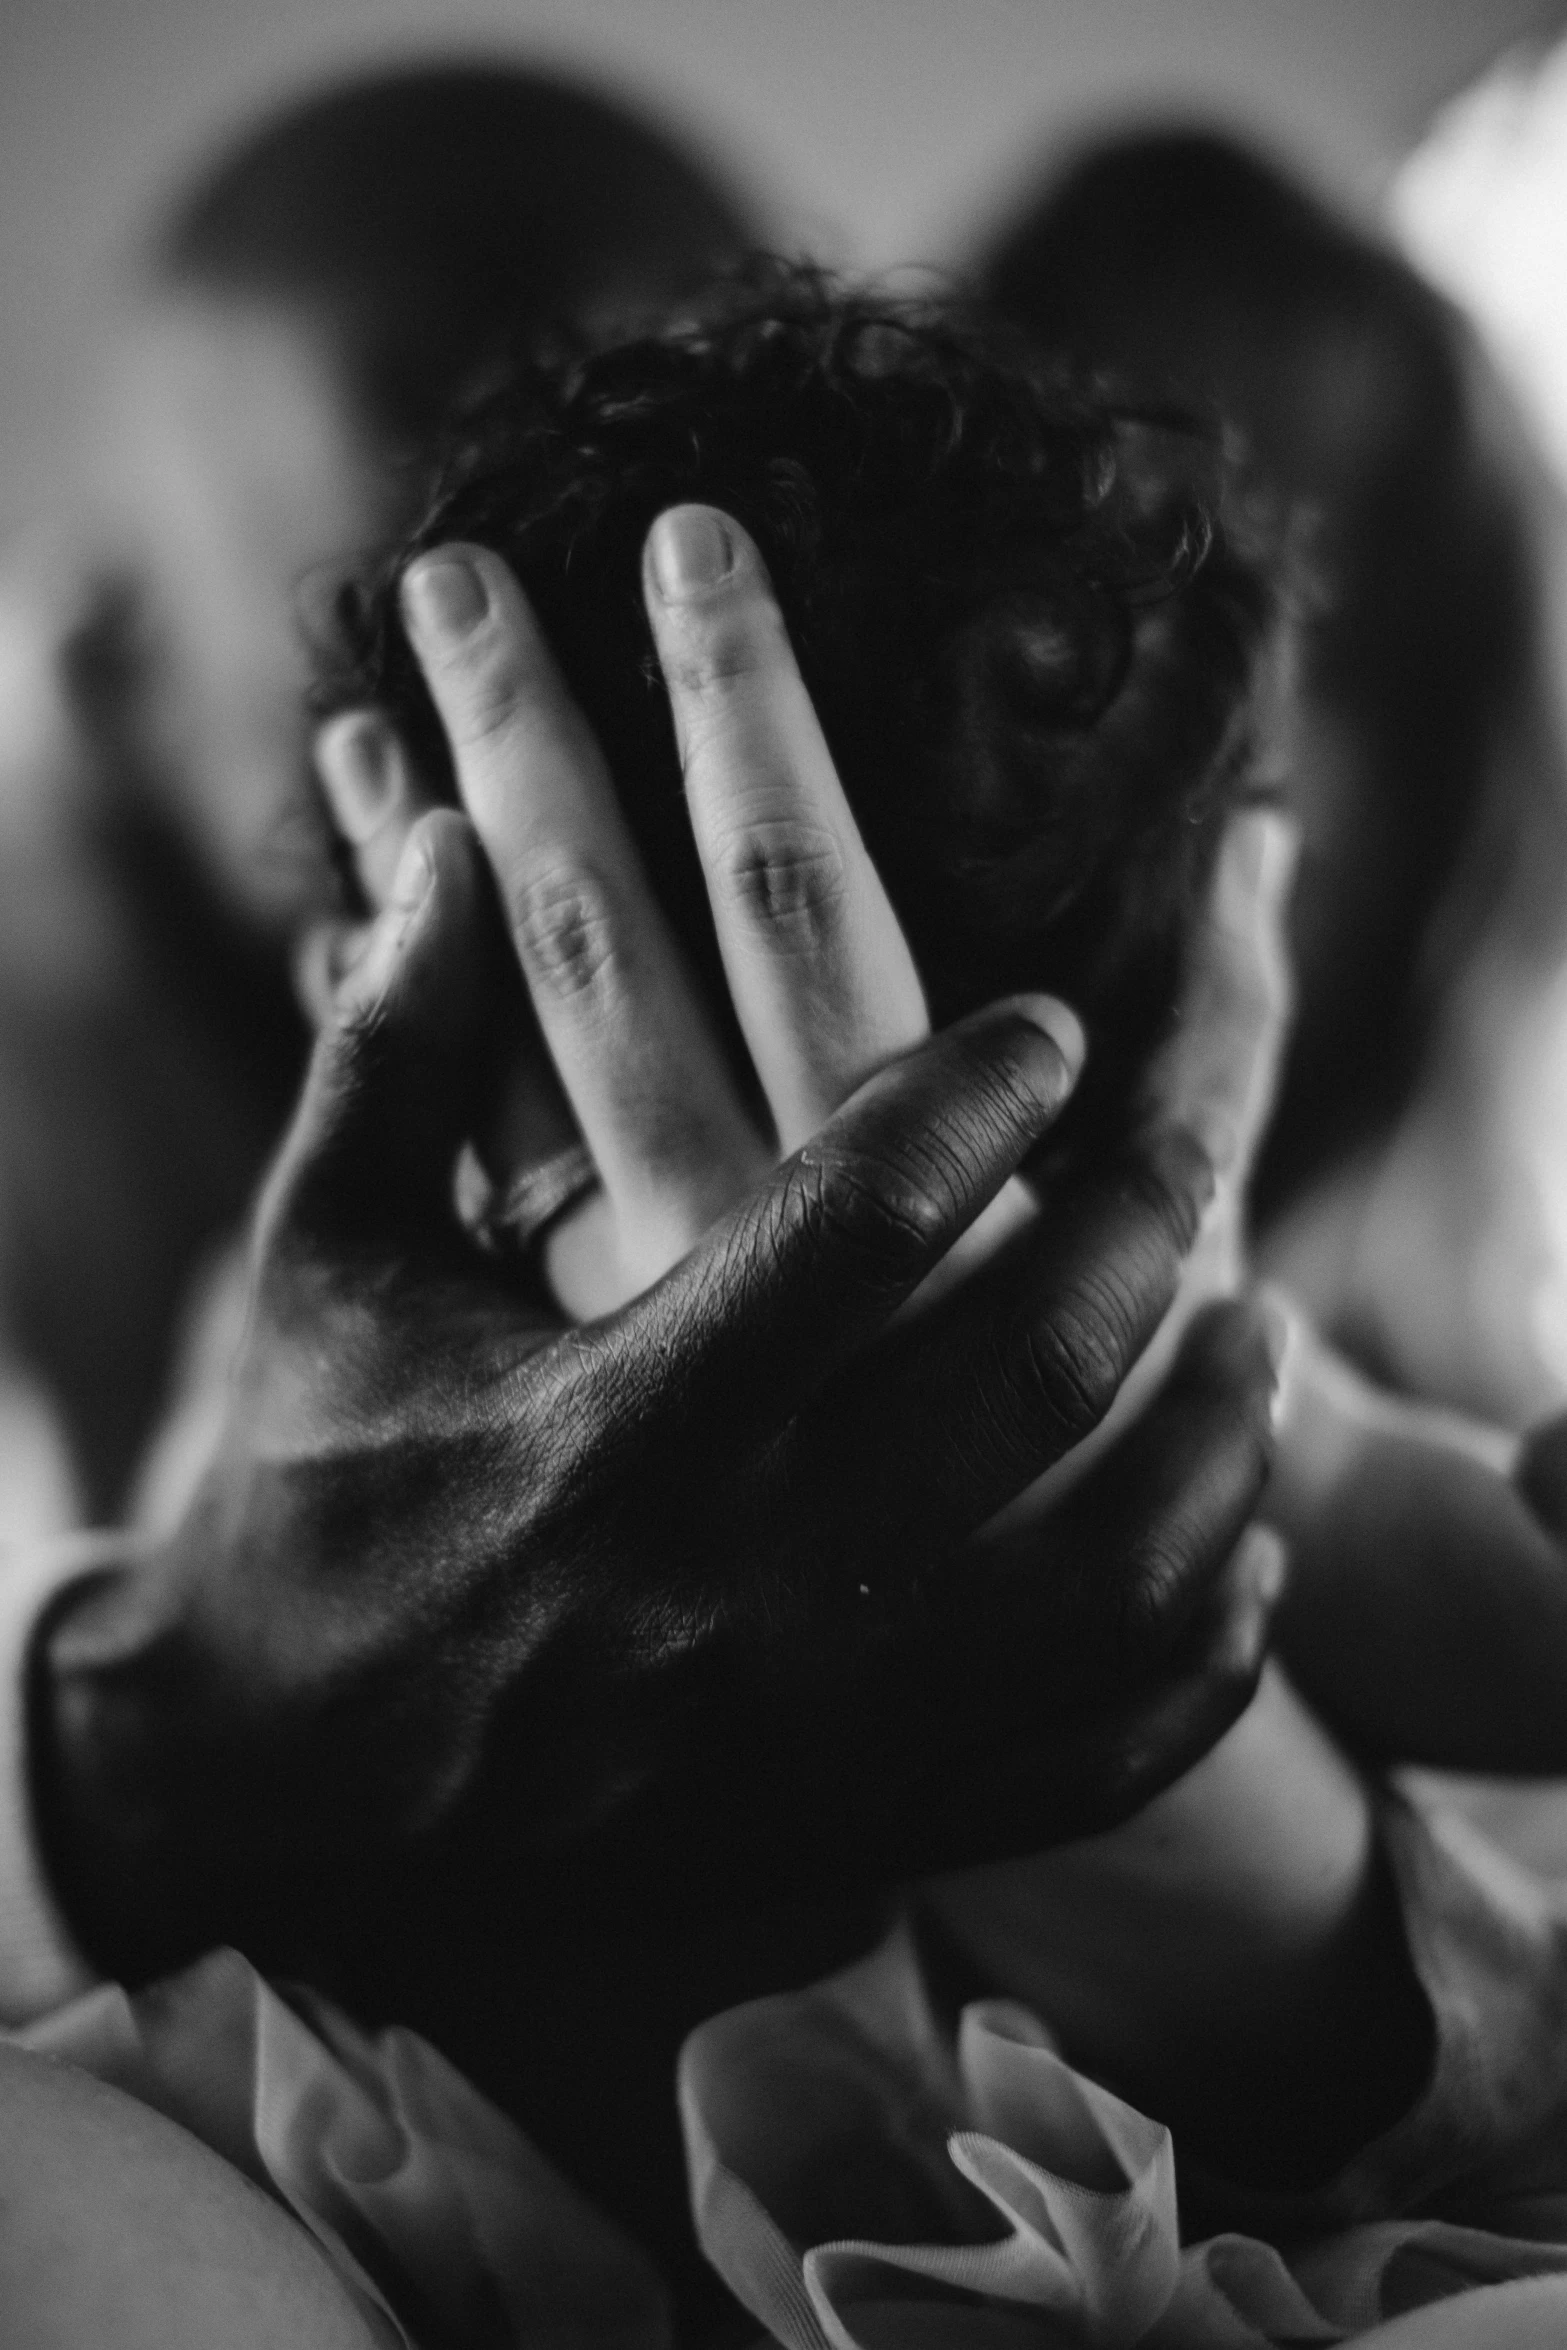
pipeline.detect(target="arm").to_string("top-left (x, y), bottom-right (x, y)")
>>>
top-left (918, 1316), bottom-right (1567, 2183)
top-left (29, 805), bottom-right (1281, 1990)
top-left (24, 528), bottom-right (1291, 1998)
top-left (1267, 1315), bottom-right (1567, 1772)
top-left (921, 1662), bottom-right (1433, 2189)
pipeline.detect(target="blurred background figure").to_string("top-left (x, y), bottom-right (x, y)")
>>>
top-left (0, 61), bottom-right (751, 1529)
top-left (1384, 35), bottom-right (1567, 1424)
top-left (977, 120), bottom-right (1567, 1430)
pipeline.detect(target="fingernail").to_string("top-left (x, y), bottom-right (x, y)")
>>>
top-left (1246, 1530), bottom-right (1290, 1612)
top-left (1218, 807), bottom-right (1300, 928)
top-left (648, 506), bottom-right (735, 601)
top-left (317, 713), bottom-right (398, 844)
top-left (1011, 994), bottom-right (1086, 1083)
top-left (402, 551), bottom-right (489, 640)
top-left (1255, 1284), bottom-right (1297, 1426)
top-left (1256, 1286), bottom-right (1294, 1377)
top-left (389, 824), bottom-right (435, 914)
top-left (1224, 808), bottom-right (1270, 895)
top-left (1256, 811), bottom-right (1302, 912)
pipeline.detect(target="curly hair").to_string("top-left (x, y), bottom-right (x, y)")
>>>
top-left (327, 270), bottom-right (1285, 1137)
top-left (980, 130), bottom-right (1539, 1212)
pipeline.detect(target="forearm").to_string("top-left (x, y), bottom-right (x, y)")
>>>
top-left (920, 1665), bottom-right (1432, 2186)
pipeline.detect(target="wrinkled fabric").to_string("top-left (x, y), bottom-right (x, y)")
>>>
top-left (679, 1793), bottom-right (1567, 2349)
top-left (18, 1794), bottom-right (1567, 2346)
top-left (15, 1946), bottom-right (669, 2350)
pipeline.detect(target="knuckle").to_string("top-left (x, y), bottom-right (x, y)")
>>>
top-left (1105, 1533), bottom-right (1194, 1662)
top-left (668, 593), bottom-right (788, 699)
top-left (504, 1333), bottom-right (634, 1522)
top-left (1119, 1133), bottom-right (1210, 1258)
top-left (786, 1141), bottom-right (952, 1285)
top-left (710, 816), bottom-right (850, 949)
top-left (1019, 1295), bottom-right (1125, 1443)
top-left (1182, 1305), bottom-right (1278, 1439)
top-left (438, 639), bottom-right (535, 753)
top-left (506, 860), bottom-right (620, 1004)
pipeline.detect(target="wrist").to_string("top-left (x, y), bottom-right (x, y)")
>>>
top-left (28, 1538), bottom-right (302, 1987)
top-left (919, 1667), bottom-right (1431, 2182)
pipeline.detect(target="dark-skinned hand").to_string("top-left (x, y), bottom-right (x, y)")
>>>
top-left (40, 803), bottom-right (1282, 1984)
top-left (32, 519), bottom-right (1284, 2294)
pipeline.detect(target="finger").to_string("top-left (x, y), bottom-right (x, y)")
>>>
top-left (931, 1526), bottom-right (1287, 1871)
top-left (860, 1304), bottom-right (1283, 1878)
top-left (314, 696), bottom-right (584, 1210)
top-left (314, 709), bottom-right (435, 909)
top-left (402, 544), bottom-right (765, 1278)
top-left (1045, 1528), bottom-right (1287, 1832)
top-left (811, 1121), bottom-right (1224, 1540)
top-left (672, 1518), bottom-right (1285, 1897)
top-left (290, 918), bottom-right (358, 1029)
top-left (609, 994), bottom-right (1084, 1440)
top-left (269, 809), bottom-right (500, 1252)
top-left (991, 1295), bottom-right (1285, 1670)
top-left (645, 506), bottom-right (928, 1145)
top-left (298, 710), bottom-right (431, 1034)
top-left (1143, 807), bottom-right (1298, 1183)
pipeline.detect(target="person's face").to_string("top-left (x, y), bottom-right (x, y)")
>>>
top-left (92, 294), bottom-right (396, 937)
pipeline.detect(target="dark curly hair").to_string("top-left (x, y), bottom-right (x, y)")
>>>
top-left (328, 270), bottom-right (1286, 1138)
top-left (980, 129), bottom-right (1543, 1218)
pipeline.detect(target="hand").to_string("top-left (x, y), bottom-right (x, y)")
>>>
top-left (307, 510), bottom-right (931, 1316)
top-left (1025, 786), bottom-right (1296, 1498)
top-left (310, 512), bottom-right (1296, 1378)
top-left (40, 805), bottom-right (1284, 1988)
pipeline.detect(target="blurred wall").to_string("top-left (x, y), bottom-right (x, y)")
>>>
top-left (2, 0), bottom-right (1564, 521)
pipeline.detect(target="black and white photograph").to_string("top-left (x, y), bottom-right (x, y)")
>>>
top-left (2, 2), bottom-right (1567, 2342)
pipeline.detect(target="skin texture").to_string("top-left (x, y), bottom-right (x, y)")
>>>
top-left (128, 472), bottom-right (1567, 2312)
top-left (43, 819), bottom-right (1281, 1948)
top-left (36, 818), bottom-right (1282, 2291)
top-left (299, 517), bottom-right (1453, 2223)
top-left (314, 520), bottom-right (1286, 1343)
top-left (0, 2043), bottom-right (379, 2350)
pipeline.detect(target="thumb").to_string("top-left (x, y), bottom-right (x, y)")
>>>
top-left (269, 808), bottom-right (499, 1249)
